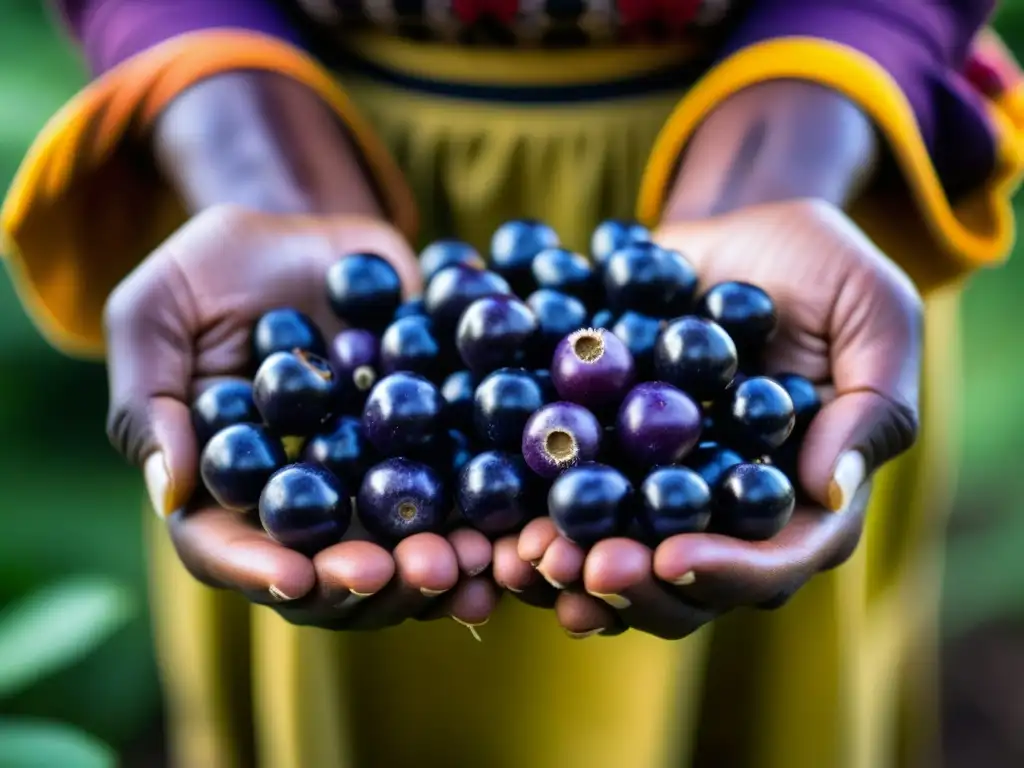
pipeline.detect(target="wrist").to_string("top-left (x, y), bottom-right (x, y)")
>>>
top-left (153, 71), bottom-right (383, 218)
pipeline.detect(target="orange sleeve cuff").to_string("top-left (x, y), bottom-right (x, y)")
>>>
top-left (0, 29), bottom-right (418, 359)
top-left (636, 38), bottom-right (1024, 295)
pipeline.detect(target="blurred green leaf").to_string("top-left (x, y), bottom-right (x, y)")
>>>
top-left (0, 578), bottom-right (134, 699)
top-left (0, 718), bottom-right (116, 768)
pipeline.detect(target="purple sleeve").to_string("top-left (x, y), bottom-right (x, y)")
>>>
top-left (54, 0), bottom-right (303, 75)
top-left (723, 0), bottom-right (998, 199)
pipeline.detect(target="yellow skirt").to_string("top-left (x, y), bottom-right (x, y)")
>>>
top-left (145, 39), bottom-right (964, 768)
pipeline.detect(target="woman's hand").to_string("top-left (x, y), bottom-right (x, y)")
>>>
top-left (105, 204), bottom-right (498, 630)
top-left (493, 198), bottom-right (922, 638)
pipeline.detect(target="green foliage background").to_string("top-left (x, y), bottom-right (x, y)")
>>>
top-left (0, 1), bottom-right (1022, 757)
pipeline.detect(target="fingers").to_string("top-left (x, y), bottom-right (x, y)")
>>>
top-left (653, 486), bottom-right (870, 609)
top-left (516, 517), bottom-right (586, 590)
top-left (167, 506), bottom-right (316, 601)
top-left (555, 592), bottom-right (620, 637)
top-left (447, 528), bottom-right (492, 577)
top-left (583, 539), bottom-right (717, 640)
top-left (313, 540), bottom-right (396, 601)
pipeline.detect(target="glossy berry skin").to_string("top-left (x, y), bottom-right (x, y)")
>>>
top-left (531, 247), bottom-right (596, 305)
top-left (685, 441), bottom-right (745, 490)
top-left (590, 309), bottom-right (616, 329)
top-left (251, 308), bottom-right (327, 366)
top-left (473, 368), bottom-right (546, 450)
top-left (357, 458), bottom-right (448, 544)
top-left (456, 295), bottom-right (538, 375)
top-left (636, 467), bottom-right (712, 543)
top-left (420, 239), bottom-right (485, 283)
top-left (457, 451), bottom-right (536, 537)
top-left (444, 429), bottom-right (475, 476)
top-left (773, 373), bottom-right (821, 434)
top-left (590, 219), bottom-right (651, 269)
top-left (490, 219), bottom-right (560, 295)
top-left (440, 370), bottom-right (478, 434)
top-left (696, 282), bottom-right (777, 363)
top-left (325, 253), bottom-right (402, 332)
top-left (521, 402), bottom-right (602, 479)
top-left (716, 376), bottom-right (795, 454)
top-left (551, 327), bottom-right (636, 411)
top-left (610, 311), bottom-right (662, 378)
top-left (713, 463), bottom-right (795, 541)
top-left (191, 380), bottom-right (260, 448)
top-left (200, 424), bottom-right (287, 511)
top-left (525, 289), bottom-right (588, 364)
top-left (531, 369), bottom-right (558, 403)
top-left (301, 415), bottom-right (375, 488)
top-left (329, 329), bottom-right (380, 410)
top-left (259, 463), bottom-right (352, 554)
top-left (654, 316), bottom-right (738, 402)
top-left (253, 350), bottom-right (337, 434)
top-left (548, 462), bottom-right (634, 547)
top-left (424, 265), bottom-right (512, 333)
top-left (616, 382), bottom-right (702, 469)
top-left (362, 372), bottom-right (443, 457)
top-left (393, 298), bottom-right (428, 321)
top-left (602, 243), bottom-right (697, 317)
top-left (379, 315), bottom-right (444, 380)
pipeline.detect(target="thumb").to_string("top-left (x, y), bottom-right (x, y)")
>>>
top-left (104, 258), bottom-right (198, 517)
top-left (797, 259), bottom-right (922, 512)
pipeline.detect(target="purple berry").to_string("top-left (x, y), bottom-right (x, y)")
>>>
top-left (456, 295), bottom-right (538, 374)
top-left (424, 265), bottom-right (512, 333)
top-left (440, 370), bottom-right (478, 434)
top-left (420, 239), bottom-right (484, 283)
top-left (551, 327), bottom-right (635, 411)
top-left (329, 329), bottom-right (380, 409)
top-left (473, 368), bottom-right (546, 450)
top-left (380, 315), bottom-right (444, 380)
top-left (712, 463), bottom-right (795, 541)
top-left (521, 402), bottom-right (602, 479)
top-left (653, 316), bottom-right (738, 402)
top-left (636, 466), bottom-right (712, 543)
top-left (615, 382), bottom-right (702, 468)
top-left (602, 243), bottom-right (697, 317)
top-left (490, 219), bottom-right (560, 295)
top-left (716, 376), bottom-right (795, 455)
top-left (548, 462), bottom-right (634, 547)
top-left (259, 463), bottom-right (352, 554)
top-left (191, 379), bottom-right (260, 448)
top-left (253, 350), bottom-right (337, 434)
top-left (326, 253), bottom-right (402, 332)
top-left (362, 372), bottom-right (443, 457)
top-left (525, 289), bottom-right (588, 363)
top-left (590, 219), bottom-right (651, 269)
top-left (200, 424), bottom-right (287, 512)
top-left (531, 247), bottom-right (596, 305)
top-left (251, 308), bottom-right (326, 365)
top-left (357, 458), bottom-right (448, 544)
top-left (301, 414), bottom-right (376, 488)
top-left (457, 451), bottom-right (536, 537)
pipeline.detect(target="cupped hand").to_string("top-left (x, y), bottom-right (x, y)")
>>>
top-left (105, 204), bottom-right (497, 629)
top-left (493, 198), bottom-right (922, 638)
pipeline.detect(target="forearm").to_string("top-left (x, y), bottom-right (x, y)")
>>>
top-left (153, 71), bottom-right (383, 218)
top-left (663, 81), bottom-right (878, 221)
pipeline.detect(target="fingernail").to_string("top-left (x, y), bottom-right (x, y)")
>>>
top-left (144, 452), bottom-right (173, 518)
top-left (536, 566), bottom-right (565, 590)
top-left (452, 616), bottom-right (487, 642)
top-left (269, 585), bottom-right (299, 602)
top-left (566, 628), bottom-right (604, 640)
top-left (828, 451), bottom-right (866, 512)
top-left (505, 585), bottom-right (523, 593)
top-left (350, 590), bottom-right (376, 598)
top-left (529, 559), bottom-right (541, 568)
top-left (420, 587), bottom-right (449, 597)
top-left (588, 592), bottom-right (631, 609)
top-left (671, 571), bottom-right (697, 587)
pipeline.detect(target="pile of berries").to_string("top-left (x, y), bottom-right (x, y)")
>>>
top-left (193, 220), bottom-right (821, 556)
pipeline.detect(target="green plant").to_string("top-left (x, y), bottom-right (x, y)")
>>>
top-left (0, 577), bottom-right (135, 767)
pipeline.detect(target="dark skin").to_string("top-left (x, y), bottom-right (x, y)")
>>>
top-left (110, 71), bottom-right (919, 638)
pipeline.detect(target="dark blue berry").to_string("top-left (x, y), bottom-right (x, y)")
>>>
top-left (712, 463), bottom-right (795, 541)
top-left (685, 441), bottom-right (745, 491)
top-left (420, 239), bottom-right (484, 283)
top-left (326, 253), bottom-right (402, 332)
top-left (590, 219), bottom-right (650, 269)
top-left (357, 458), bottom-right (448, 544)
top-left (259, 463), bottom-right (352, 554)
top-left (636, 467), bottom-right (712, 543)
top-left (200, 424), bottom-right (287, 511)
top-left (424, 265), bottom-right (512, 334)
top-left (531, 247), bottom-right (597, 306)
top-left (252, 308), bottom-right (326, 365)
top-left (457, 451), bottom-right (536, 537)
top-left (653, 316), bottom-right (738, 402)
top-left (525, 289), bottom-right (588, 364)
top-left (548, 463), bottom-right (634, 547)
top-left (301, 414), bottom-right (375, 488)
top-left (603, 243), bottom-right (697, 317)
top-left (362, 372), bottom-right (443, 457)
top-left (456, 295), bottom-right (538, 375)
top-left (473, 368), bottom-right (545, 450)
top-left (715, 376), bottom-right (795, 455)
top-left (191, 379), bottom-right (260, 448)
top-left (490, 219), bottom-right (560, 295)
top-left (440, 370), bottom-right (478, 434)
top-left (253, 350), bottom-right (337, 434)
top-left (379, 315), bottom-right (445, 380)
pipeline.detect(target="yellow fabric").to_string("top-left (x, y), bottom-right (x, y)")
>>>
top-left (0, 30), bottom-right (417, 359)
top-left (637, 38), bottom-right (1024, 293)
